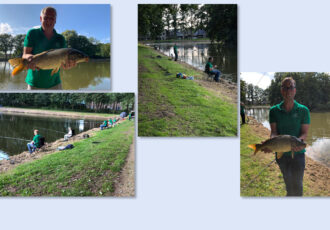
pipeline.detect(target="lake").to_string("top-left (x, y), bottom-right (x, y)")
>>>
top-left (147, 42), bottom-right (237, 82)
top-left (0, 61), bottom-right (110, 90)
top-left (0, 113), bottom-right (103, 157)
top-left (246, 107), bottom-right (330, 167)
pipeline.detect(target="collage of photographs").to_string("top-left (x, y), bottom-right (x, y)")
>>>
top-left (0, 3), bottom-right (329, 202)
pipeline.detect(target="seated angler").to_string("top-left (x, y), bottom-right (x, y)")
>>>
top-left (100, 120), bottom-right (108, 130)
top-left (205, 57), bottom-right (221, 82)
top-left (27, 129), bottom-right (41, 154)
top-left (64, 127), bottom-right (72, 141)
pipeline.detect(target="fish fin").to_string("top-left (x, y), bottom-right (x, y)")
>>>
top-left (33, 49), bottom-right (55, 58)
top-left (9, 58), bottom-right (25, 76)
top-left (277, 152), bottom-right (284, 159)
top-left (8, 58), bottom-right (23, 68)
top-left (51, 67), bottom-right (60, 76)
top-left (248, 144), bottom-right (259, 155)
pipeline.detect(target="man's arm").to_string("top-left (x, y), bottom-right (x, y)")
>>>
top-left (299, 124), bottom-right (309, 142)
top-left (270, 123), bottom-right (278, 138)
top-left (23, 47), bottom-right (38, 70)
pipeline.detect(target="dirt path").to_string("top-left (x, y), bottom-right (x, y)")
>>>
top-left (113, 138), bottom-right (135, 197)
top-left (246, 116), bottom-right (330, 196)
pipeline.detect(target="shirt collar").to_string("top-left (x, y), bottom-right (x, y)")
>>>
top-left (278, 100), bottom-right (298, 112)
top-left (39, 26), bottom-right (57, 35)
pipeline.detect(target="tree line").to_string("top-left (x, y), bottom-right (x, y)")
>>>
top-left (138, 4), bottom-right (237, 47)
top-left (0, 30), bottom-right (110, 60)
top-left (0, 93), bottom-right (134, 114)
top-left (241, 73), bottom-right (330, 111)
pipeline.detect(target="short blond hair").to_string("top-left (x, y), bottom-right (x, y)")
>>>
top-left (40, 6), bottom-right (57, 17)
top-left (281, 77), bottom-right (296, 87)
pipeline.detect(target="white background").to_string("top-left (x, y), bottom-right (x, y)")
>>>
top-left (1, 0), bottom-right (329, 229)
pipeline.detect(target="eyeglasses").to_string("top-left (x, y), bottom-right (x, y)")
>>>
top-left (281, 86), bottom-right (295, 91)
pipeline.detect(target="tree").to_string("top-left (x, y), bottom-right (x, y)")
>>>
top-left (12, 34), bottom-right (25, 58)
top-left (0, 33), bottom-right (14, 60)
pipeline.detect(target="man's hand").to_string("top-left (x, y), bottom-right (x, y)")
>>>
top-left (61, 58), bottom-right (77, 70)
top-left (292, 145), bottom-right (305, 152)
top-left (26, 56), bottom-right (39, 71)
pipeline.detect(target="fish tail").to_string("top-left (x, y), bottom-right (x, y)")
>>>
top-left (248, 144), bottom-right (259, 154)
top-left (8, 58), bottom-right (25, 76)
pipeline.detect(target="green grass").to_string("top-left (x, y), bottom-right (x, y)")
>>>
top-left (240, 125), bottom-right (286, 196)
top-left (138, 44), bottom-right (237, 136)
top-left (0, 120), bottom-right (134, 196)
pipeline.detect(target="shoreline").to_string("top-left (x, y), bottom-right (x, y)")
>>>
top-left (0, 107), bottom-right (114, 120)
top-left (0, 118), bottom-right (127, 174)
top-left (143, 43), bottom-right (237, 104)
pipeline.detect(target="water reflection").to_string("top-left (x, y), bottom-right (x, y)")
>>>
top-left (306, 138), bottom-right (330, 167)
top-left (0, 113), bottom-right (102, 156)
top-left (246, 108), bottom-right (270, 129)
top-left (149, 42), bottom-right (237, 82)
top-left (0, 61), bottom-right (110, 90)
top-left (247, 108), bottom-right (330, 167)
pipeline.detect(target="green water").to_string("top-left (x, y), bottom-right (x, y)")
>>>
top-left (0, 113), bottom-right (103, 156)
top-left (0, 61), bottom-right (110, 90)
top-left (247, 108), bottom-right (330, 167)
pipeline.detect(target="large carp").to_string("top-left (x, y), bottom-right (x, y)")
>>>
top-left (248, 135), bottom-right (306, 159)
top-left (8, 48), bottom-right (89, 76)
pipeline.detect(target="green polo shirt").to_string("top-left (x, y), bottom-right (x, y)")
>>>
top-left (269, 100), bottom-right (310, 156)
top-left (205, 62), bottom-right (213, 73)
top-left (24, 27), bottom-right (67, 88)
top-left (174, 45), bottom-right (178, 54)
top-left (33, 134), bottom-right (41, 148)
top-left (103, 120), bottom-right (108, 126)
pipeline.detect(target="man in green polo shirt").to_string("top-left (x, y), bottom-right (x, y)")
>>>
top-left (22, 6), bottom-right (76, 90)
top-left (205, 57), bottom-right (221, 82)
top-left (266, 77), bottom-right (310, 196)
top-left (27, 130), bottom-right (41, 154)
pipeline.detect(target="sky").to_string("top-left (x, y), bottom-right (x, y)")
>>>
top-left (240, 72), bottom-right (275, 89)
top-left (0, 4), bottom-right (110, 43)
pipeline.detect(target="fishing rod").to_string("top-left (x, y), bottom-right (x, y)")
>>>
top-left (0, 135), bottom-right (30, 142)
top-left (242, 159), bottom-right (276, 190)
top-left (33, 127), bottom-right (66, 134)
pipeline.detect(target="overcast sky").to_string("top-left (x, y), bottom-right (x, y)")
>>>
top-left (240, 72), bottom-right (275, 90)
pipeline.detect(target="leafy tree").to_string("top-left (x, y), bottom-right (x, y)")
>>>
top-left (12, 34), bottom-right (25, 58)
top-left (0, 33), bottom-right (14, 59)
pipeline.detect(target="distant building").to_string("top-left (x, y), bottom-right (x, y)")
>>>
top-left (193, 29), bottom-right (207, 39)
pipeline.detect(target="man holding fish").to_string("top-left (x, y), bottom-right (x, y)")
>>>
top-left (265, 77), bottom-right (310, 196)
top-left (8, 6), bottom-right (89, 90)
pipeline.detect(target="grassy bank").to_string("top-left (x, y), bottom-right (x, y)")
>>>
top-left (138, 44), bottom-right (237, 136)
top-left (0, 120), bottom-right (134, 196)
top-left (240, 124), bottom-right (286, 196)
top-left (241, 120), bottom-right (329, 196)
